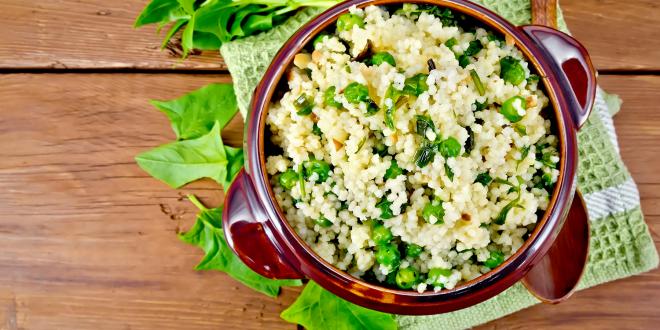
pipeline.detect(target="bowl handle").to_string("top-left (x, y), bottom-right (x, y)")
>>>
top-left (222, 168), bottom-right (304, 279)
top-left (522, 191), bottom-right (590, 303)
top-left (520, 25), bottom-right (597, 130)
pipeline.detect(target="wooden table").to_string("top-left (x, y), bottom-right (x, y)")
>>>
top-left (1, 1), bottom-right (658, 329)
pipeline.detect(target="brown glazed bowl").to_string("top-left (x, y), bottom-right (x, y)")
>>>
top-left (223, 0), bottom-right (596, 314)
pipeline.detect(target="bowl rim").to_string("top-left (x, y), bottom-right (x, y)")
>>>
top-left (245, 0), bottom-right (578, 310)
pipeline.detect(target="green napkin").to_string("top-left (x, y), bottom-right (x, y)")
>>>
top-left (220, 1), bottom-right (659, 328)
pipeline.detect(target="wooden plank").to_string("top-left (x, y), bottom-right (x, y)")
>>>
top-left (562, 0), bottom-right (660, 72)
top-left (0, 1), bottom-right (224, 71)
top-left (0, 73), bottom-right (658, 328)
top-left (1, 0), bottom-right (660, 71)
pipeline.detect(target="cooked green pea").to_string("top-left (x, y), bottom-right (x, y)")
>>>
top-left (304, 159), bottom-right (331, 182)
top-left (344, 82), bottom-right (370, 104)
top-left (371, 223), bottom-right (393, 245)
top-left (402, 73), bottom-right (429, 96)
top-left (370, 52), bottom-right (396, 67)
top-left (323, 86), bottom-right (343, 108)
top-left (312, 33), bottom-right (330, 48)
top-left (279, 169), bottom-right (298, 190)
top-left (375, 244), bottom-right (401, 270)
top-left (395, 267), bottom-right (419, 289)
top-left (500, 95), bottom-right (527, 123)
top-left (376, 199), bottom-right (394, 219)
top-left (439, 137), bottom-right (461, 158)
top-left (483, 250), bottom-right (505, 269)
top-left (422, 198), bottom-right (444, 224)
top-left (337, 13), bottom-right (365, 32)
top-left (405, 243), bottom-right (423, 258)
top-left (384, 159), bottom-right (403, 180)
top-left (500, 56), bottom-right (526, 85)
top-left (294, 94), bottom-right (313, 115)
top-left (315, 216), bottom-right (333, 228)
top-left (428, 268), bottom-right (452, 286)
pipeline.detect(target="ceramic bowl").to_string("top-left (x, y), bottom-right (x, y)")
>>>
top-left (223, 0), bottom-right (595, 314)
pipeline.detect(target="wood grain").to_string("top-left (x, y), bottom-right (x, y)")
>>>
top-left (0, 73), bottom-right (658, 329)
top-left (531, 0), bottom-right (558, 28)
top-left (1, 0), bottom-right (660, 71)
top-left (0, 1), bottom-right (223, 71)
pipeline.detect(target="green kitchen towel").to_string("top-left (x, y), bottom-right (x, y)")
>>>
top-left (220, 1), bottom-right (659, 329)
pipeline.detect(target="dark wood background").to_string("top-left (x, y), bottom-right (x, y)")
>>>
top-left (1, 1), bottom-right (659, 329)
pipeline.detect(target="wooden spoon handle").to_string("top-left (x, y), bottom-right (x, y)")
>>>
top-left (531, 0), bottom-right (558, 28)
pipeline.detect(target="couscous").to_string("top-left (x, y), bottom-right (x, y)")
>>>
top-left (265, 4), bottom-right (559, 292)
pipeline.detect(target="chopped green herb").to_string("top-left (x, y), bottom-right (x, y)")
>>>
top-left (422, 198), bottom-right (444, 224)
top-left (514, 123), bottom-right (527, 135)
top-left (469, 69), bottom-right (486, 96)
top-left (298, 164), bottom-right (306, 198)
top-left (463, 40), bottom-right (483, 57)
top-left (377, 199), bottom-right (394, 219)
top-left (444, 37), bottom-right (458, 49)
top-left (374, 141), bottom-right (388, 157)
top-left (294, 94), bottom-right (313, 115)
top-left (474, 172), bottom-right (492, 186)
top-left (315, 216), bottom-right (333, 228)
top-left (444, 163), bottom-right (454, 181)
top-left (403, 73), bottom-right (429, 96)
top-left (415, 115), bottom-right (436, 137)
top-left (414, 141), bottom-right (437, 168)
top-left (312, 123), bottom-right (322, 136)
top-left (473, 100), bottom-right (488, 112)
top-left (527, 74), bottom-right (540, 83)
top-left (456, 53), bottom-right (470, 68)
top-left (464, 127), bottom-right (474, 155)
top-left (384, 159), bottom-right (403, 180)
top-left (366, 101), bottom-right (380, 116)
top-left (517, 145), bottom-right (531, 169)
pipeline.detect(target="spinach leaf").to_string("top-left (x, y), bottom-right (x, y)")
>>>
top-left (224, 145), bottom-right (244, 189)
top-left (414, 141), bottom-right (437, 168)
top-left (135, 121), bottom-right (228, 188)
top-left (134, 0), bottom-right (188, 27)
top-left (151, 83), bottom-right (238, 140)
top-left (281, 281), bottom-right (397, 330)
top-left (136, 0), bottom-right (342, 56)
top-left (444, 163), bottom-right (454, 181)
top-left (181, 195), bottom-right (302, 297)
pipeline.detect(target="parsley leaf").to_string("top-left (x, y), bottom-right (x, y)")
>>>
top-left (181, 195), bottom-right (302, 297)
top-left (150, 83), bottom-right (238, 140)
top-left (281, 281), bottom-right (397, 330)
